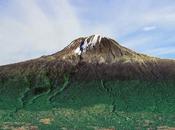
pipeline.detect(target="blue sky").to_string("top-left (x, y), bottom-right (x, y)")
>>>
top-left (0, 0), bottom-right (175, 65)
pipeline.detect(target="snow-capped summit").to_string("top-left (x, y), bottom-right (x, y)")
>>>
top-left (50, 34), bottom-right (155, 64)
top-left (74, 34), bottom-right (103, 55)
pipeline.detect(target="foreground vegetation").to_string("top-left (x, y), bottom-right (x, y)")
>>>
top-left (0, 77), bottom-right (175, 129)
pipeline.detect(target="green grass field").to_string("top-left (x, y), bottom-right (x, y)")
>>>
top-left (0, 77), bottom-right (175, 130)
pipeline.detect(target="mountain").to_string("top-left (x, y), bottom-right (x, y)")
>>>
top-left (50, 34), bottom-right (154, 64)
top-left (1, 35), bottom-right (175, 129)
top-left (0, 34), bottom-right (175, 82)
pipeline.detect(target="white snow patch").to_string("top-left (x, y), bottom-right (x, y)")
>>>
top-left (91, 35), bottom-right (99, 46)
top-left (99, 36), bottom-right (102, 43)
top-left (82, 38), bottom-right (88, 51)
top-left (74, 47), bottom-right (81, 55)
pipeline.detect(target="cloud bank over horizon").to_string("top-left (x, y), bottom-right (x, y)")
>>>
top-left (0, 0), bottom-right (175, 65)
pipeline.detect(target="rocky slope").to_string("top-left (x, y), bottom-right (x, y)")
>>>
top-left (46, 34), bottom-right (157, 64)
top-left (0, 34), bottom-right (175, 82)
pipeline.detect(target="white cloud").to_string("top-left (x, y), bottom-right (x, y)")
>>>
top-left (143, 26), bottom-right (157, 31)
top-left (0, 0), bottom-right (82, 65)
top-left (90, 1), bottom-right (175, 39)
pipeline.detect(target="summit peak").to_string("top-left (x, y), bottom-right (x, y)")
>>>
top-left (50, 34), bottom-right (154, 64)
top-left (74, 34), bottom-right (104, 55)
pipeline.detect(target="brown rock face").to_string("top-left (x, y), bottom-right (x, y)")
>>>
top-left (0, 34), bottom-right (175, 81)
top-left (50, 34), bottom-right (156, 64)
